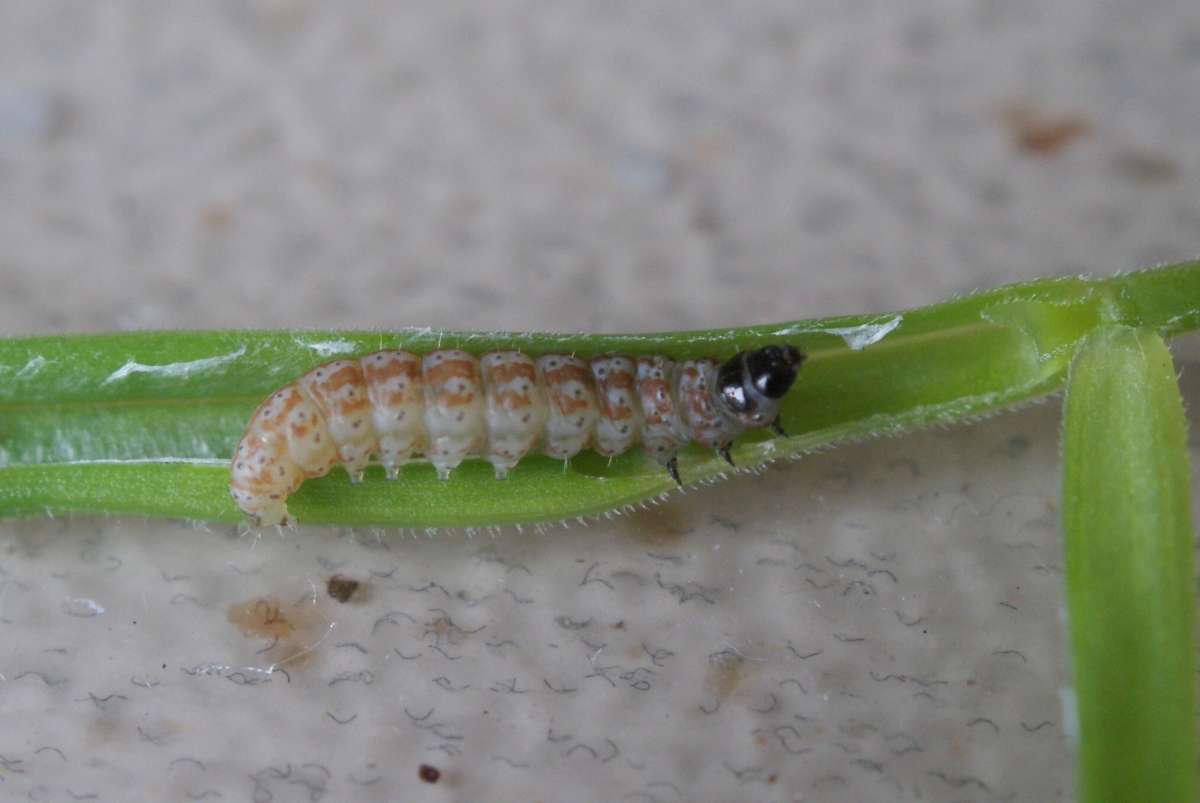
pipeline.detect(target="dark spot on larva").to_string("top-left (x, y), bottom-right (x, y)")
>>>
top-left (574, 388), bottom-right (582, 398)
top-left (269, 493), bottom-right (280, 500)
top-left (619, 425), bottom-right (629, 434)
top-left (418, 764), bottom-right (441, 784)
top-left (548, 359), bottom-right (558, 367)
top-left (277, 466), bottom-right (286, 477)
top-left (521, 414), bottom-right (531, 423)
top-left (258, 456), bottom-right (266, 464)
top-left (236, 462), bottom-right (244, 469)
top-left (576, 417), bottom-right (585, 427)
top-left (316, 371), bottom-right (323, 377)
top-left (456, 412), bottom-right (465, 422)
top-left (326, 575), bottom-right (366, 604)
top-left (353, 420), bottom-right (362, 429)
top-left (396, 411), bottom-right (405, 420)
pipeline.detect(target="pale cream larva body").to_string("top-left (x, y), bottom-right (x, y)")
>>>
top-left (229, 346), bottom-right (804, 525)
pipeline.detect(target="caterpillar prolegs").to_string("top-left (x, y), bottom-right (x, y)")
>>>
top-left (229, 345), bottom-right (804, 525)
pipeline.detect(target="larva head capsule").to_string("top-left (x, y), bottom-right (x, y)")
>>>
top-left (715, 345), bottom-right (805, 427)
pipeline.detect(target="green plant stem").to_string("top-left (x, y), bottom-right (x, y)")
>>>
top-left (1, 261), bottom-right (1199, 525)
top-left (1062, 325), bottom-right (1196, 802)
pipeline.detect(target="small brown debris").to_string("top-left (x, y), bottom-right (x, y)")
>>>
top-left (225, 595), bottom-right (329, 670)
top-left (1112, 148), bottom-right (1180, 183)
top-left (326, 575), bottom-right (363, 604)
top-left (705, 649), bottom-right (746, 701)
top-left (418, 764), bottom-right (441, 784)
top-left (200, 203), bottom-right (235, 232)
top-left (622, 501), bottom-right (693, 546)
top-left (999, 103), bottom-right (1091, 155)
top-left (227, 597), bottom-right (296, 639)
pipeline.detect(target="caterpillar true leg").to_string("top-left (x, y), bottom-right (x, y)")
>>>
top-left (664, 456), bottom-right (683, 487)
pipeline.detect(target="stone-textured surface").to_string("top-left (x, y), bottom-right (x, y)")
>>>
top-left (2, 1), bottom-right (1199, 800)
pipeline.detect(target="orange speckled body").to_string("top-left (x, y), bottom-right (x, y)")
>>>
top-left (677, 358), bottom-right (742, 449)
top-left (481, 351), bottom-right (548, 478)
top-left (421, 349), bottom-right (486, 480)
top-left (635, 355), bottom-right (689, 461)
top-left (538, 354), bottom-right (599, 460)
top-left (361, 350), bottom-right (425, 478)
top-left (230, 384), bottom-right (333, 525)
top-left (590, 355), bottom-right (641, 457)
top-left (297, 360), bottom-right (375, 481)
top-left (230, 345), bottom-right (803, 525)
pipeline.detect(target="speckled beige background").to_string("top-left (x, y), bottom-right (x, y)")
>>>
top-left (2, 2), bottom-right (1199, 801)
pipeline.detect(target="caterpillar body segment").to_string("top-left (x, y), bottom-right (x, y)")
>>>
top-left (361, 349), bottom-right (425, 479)
top-left (678, 358), bottom-right (742, 450)
top-left (421, 349), bottom-right (486, 480)
top-left (481, 351), bottom-right (548, 479)
top-left (229, 385), bottom-right (331, 525)
top-left (230, 345), bottom-right (805, 525)
top-left (296, 360), bottom-right (375, 482)
top-left (589, 355), bottom-right (641, 457)
top-left (635, 355), bottom-right (691, 466)
top-left (537, 354), bottom-right (600, 461)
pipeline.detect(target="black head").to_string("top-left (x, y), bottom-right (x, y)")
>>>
top-left (745, 345), bottom-right (804, 399)
top-left (715, 344), bottom-right (805, 425)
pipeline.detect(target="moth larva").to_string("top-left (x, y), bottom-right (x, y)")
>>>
top-left (229, 345), bottom-right (804, 525)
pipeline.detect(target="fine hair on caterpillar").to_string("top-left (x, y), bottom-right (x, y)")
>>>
top-left (229, 345), bottom-right (804, 526)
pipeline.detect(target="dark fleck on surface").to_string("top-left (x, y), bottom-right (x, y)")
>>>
top-left (418, 763), bottom-right (441, 784)
top-left (327, 575), bottom-right (362, 603)
top-left (998, 102), bottom-right (1090, 155)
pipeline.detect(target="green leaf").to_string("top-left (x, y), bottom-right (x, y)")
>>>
top-left (1, 261), bottom-right (1199, 526)
top-left (1061, 325), bottom-right (1196, 802)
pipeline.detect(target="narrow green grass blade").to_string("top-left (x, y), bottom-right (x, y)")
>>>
top-left (1062, 326), bottom-right (1196, 802)
top-left (0, 262), bottom-right (1198, 525)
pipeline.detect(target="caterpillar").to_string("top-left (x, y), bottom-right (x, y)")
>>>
top-left (229, 345), bottom-right (804, 525)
